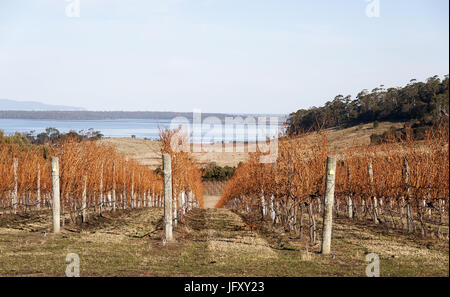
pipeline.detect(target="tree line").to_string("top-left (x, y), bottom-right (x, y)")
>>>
top-left (288, 75), bottom-right (449, 136)
top-left (0, 127), bottom-right (103, 146)
top-left (201, 162), bottom-right (236, 182)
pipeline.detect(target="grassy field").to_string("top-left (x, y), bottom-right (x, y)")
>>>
top-left (0, 207), bottom-right (447, 277)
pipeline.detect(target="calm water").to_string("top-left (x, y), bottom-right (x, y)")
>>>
top-left (0, 118), bottom-right (282, 143)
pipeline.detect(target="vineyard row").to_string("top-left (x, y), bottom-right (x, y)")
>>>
top-left (0, 138), bottom-right (204, 227)
top-left (218, 126), bottom-right (449, 242)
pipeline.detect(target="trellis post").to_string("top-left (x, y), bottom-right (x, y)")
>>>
top-left (163, 154), bottom-right (173, 242)
top-left (403, 158), bottom-right (413, 233)
top-left (82, 175), bottom-right (87, 223)
top-left (321, 155), bottom-right (337, 255)
top-left (12, 158), bottom-right (18, 214)
top-left (36, 163), bottom-right (41, 210)
top-left (367, 161), bottom-right (379, 224)
top-left (112, 163), bottom-right (116, 212)
top-left (51, 157), bottom-right (61, 234)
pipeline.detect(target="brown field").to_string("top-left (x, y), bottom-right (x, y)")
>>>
top-left (100, 139), bottom-right (250, 169)
top-left (318, 121), bottom-right (405, 153)
top-left (100, 121), bottom-right (405, 169)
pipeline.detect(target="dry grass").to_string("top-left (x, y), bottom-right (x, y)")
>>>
top-left (204, 209), bottom-right (276, 261)
top-left (100, 139), bottom-right (250, 169)
top-left (100, 121), bottom-right (405, 169)
top-left (324, 121), bottom-right (405, 153)
top-left (0, 207), bottom-right (448, 276)
top-left (100, 138), bottom-right (162, 169)
top-left (189, 143), bottom-right (250, 167)
top-left (0, 208), bottom-right (165, 276)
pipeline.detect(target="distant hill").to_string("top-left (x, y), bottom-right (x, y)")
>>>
top-left (0, 99), bottom-right (286, 122)
top-left (0, 98), bottom-right (85, 111)
top-left (0, 110), bottom-right (286, 122)
top-left (0, 110), bottom-right (237, 121)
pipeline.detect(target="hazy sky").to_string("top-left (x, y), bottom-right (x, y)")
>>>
top-left (0, 0), bottom-right (448, 114)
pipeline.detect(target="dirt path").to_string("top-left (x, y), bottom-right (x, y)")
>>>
top-left (202, 195), bottom-right (221, 209)
top-left (186, 209), bottom-right (276, 265)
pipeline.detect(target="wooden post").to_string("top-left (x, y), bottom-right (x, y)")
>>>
top-left (151, 186), bottom-right (155, 207)
top-left (347, 196), bottom-right (353, 219)
top-left (399, 196), bottom-right (405, 229)
top-left (36, 163), bottom-right (41, 210)
top-left (139, 173), bottom-right (142, 208)
top-left (406, 203), bottom-right (412, 232)
top-left (346, 165), bottom-right (353, 219)
top-left (98, 164), bottom-right (103, 214)
top-left (123, 184), bottom-right (126, 209)
top-left (51, 157), bottom-right (61, 234)
top-left (181, 191), bottom-right (186, 216)
top-left (173, 190), bottom-right (178, 227)
top-left (12, 158), bottom-right (18, 214)
top-left (112, 163), bottom-right (116, 212)
top-left (82, 175), bottom-right (87, 223)
top-left (123, 163), bottom-right (127, 209)
top-left (163, 154), bottom-right (173, 242)
top-left (62, 192), bottom-right (66, 227)
top-left (288, 202), bottom-right (295, 231)
top-left (367, 161), bottom-right (379, 224)
top-left (187, 191), bottom-right (193, 211)
top-left (321, 156), bottom-right (337, 255)
top-left (138, 190), bottom-right (141, 208)
top-left (107, 192), bottom-right (112, 210)
top-left (270, 195), bottom-right (276, 224)
top-left (112, 189), bottom-right (116, 212)
top-left (131, 172), bottom-right (135, 208)
top-left (438, 199), bottom-right (444, 237)
top-left (261, 192), bottom-right (267, 218)
top-left (403, 158), bottom-right (413, 233)
top-left (308, 200), bottom-right (316, 244)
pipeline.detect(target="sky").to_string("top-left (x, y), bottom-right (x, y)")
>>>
top-left (0, 0), bottom-right (448, 114)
